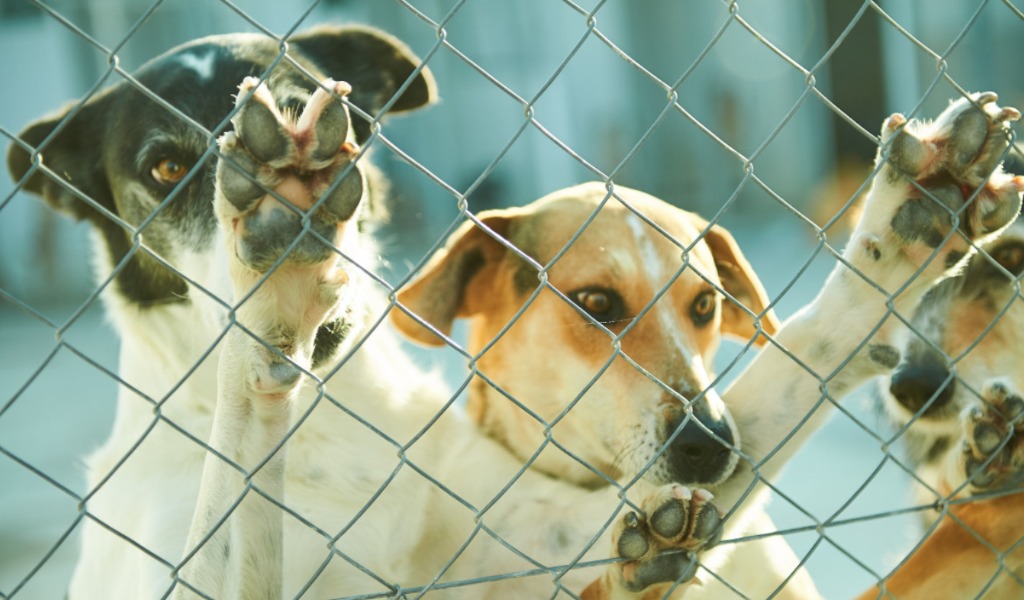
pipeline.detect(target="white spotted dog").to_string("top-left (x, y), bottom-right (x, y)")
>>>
top-left (6, 25), bottom-right (442, 598)
top-left (856, 213), bottom-right (1024, 599)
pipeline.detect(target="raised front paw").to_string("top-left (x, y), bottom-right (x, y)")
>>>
top-left (609, 485), bottom-right (722, 595)
top-left (962, 379), bottom-right (1024, 493)
top-left (858, 93), bottom-right (1024, 282)
top-left (215, 76), bottom-right (365, 273)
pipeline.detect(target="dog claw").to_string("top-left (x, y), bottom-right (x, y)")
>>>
top-left (976, 91), bottom-right (999, 106)
top-left (995, 107), bottom-right (1021, 123)
top-left (882, 113), bottom-right (907, 140)
top-left (298, 79), bottom-right (353, 165)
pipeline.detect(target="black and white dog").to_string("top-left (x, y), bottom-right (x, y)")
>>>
top-left (6, 25), bottom-right (459, 598)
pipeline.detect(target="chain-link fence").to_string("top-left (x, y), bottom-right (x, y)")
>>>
top-left (2, 0), bottom-right (1023, 598)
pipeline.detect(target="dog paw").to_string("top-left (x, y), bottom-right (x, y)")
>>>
top-left (609, 485), bottom-right (722, 594)
top-left (859, 93), bottom-right (1024, 280)
top-left (215, 76), bottom-right (365, 273)
top-left (962, 379), bottom-right (1024, 493)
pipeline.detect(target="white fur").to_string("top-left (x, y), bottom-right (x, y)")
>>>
top-left (177, 50), bottom-right (217, 83)
top-left (69, 94), bottom-right (1022, 600)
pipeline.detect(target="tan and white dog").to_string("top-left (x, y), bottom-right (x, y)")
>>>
top-left (387, 94), bottom-right (1024, 599)
top-left (8, 21), bottom-right (1023, 598)
top-left (392, 182), bottom-right (825, 599)
top-left (858, 215), bottom-right (1024, 599)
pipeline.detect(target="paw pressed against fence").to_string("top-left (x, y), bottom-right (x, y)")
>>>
top-left (1, 1), bottom-right (1023, 599)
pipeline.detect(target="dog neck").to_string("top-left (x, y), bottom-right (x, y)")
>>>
top-left (468, 378), bottom-right (622, 488)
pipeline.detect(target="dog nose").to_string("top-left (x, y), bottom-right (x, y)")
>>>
top-left (889, 361), bottom-right (954, 414)
top-left (664, 397), bottom-right (736, 485)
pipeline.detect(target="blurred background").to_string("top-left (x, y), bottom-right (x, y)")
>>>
top-left (2, 0), bottom-right (1023, 598)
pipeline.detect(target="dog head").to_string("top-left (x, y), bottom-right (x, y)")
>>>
top-left (393, 183), bottom-right (779, 488)
top-left (7, 25), bottom-right (435, 364)
top-left (881, 215), bottom-right (1024, 465)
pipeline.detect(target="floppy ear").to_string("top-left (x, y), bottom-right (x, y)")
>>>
top-left (699, 221), bottom-right (780, 345)
top-left (287, 25), bottom-right (437, 142)
top-left (393, 212), bottom-right (519, 346)
top-left (6, 93), bottom-right (116, 223)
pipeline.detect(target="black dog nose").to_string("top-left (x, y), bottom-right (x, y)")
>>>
top-left (889, 362), bottom-right (954, 414)
top-left (665, 399), bottom-right (735, 485)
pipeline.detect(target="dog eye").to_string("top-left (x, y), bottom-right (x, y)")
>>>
top-left (151, 158), bottom-right (189, 185)
top-left (691, 291), bottom-right (717, 326)
top-left (992, 242), bottom-right (1024, 275)
top-left (570, 287), bottom-right (625, 324)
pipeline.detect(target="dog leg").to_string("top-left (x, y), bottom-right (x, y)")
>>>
top-left (172, 77), bottom-right (363, 600)
top-left (581, 485), bottom-right (722, 599)
top-left (857, 380), bottom-right (1024, 599)
top-left (718, 94), bottom-right (1024, 514)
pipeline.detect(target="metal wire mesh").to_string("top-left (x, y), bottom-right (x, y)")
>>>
top-left (1, 0), bottom-right (1023, 598)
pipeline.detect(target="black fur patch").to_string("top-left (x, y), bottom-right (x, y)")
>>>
top-left (9, 27), bottom-right (436, 310)
top-left (944, 250), bottom-right (966, 269)
top-left (924, 435), bottom-right (952, 465)
top-left (311, 314), bottom-right (353, 368)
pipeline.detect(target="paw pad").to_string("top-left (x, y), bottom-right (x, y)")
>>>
top-left (609, 485), bottom-right (721, 593)
top-left (874, 93), bottom-right (1023, 268)
top-left (215, 77), bottom-right (365, 273)
top-left (962, 379), bottom-right (1024, 492)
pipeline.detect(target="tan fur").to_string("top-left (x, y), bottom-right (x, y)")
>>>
top-left (393, 183), bottom-right (818, 599)
top-left (394, 184), bottom-right (779, 486)
top-left (868, 219), bottom-right (1024, 598)
top-left (857, 495), bottom-right (1024, 600)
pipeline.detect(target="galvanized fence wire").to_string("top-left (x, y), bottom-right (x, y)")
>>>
top-left (1, 0), bottom-right (1023, 598)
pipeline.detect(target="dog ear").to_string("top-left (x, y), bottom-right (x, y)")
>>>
top-left (288, 25), bottom-right (437, 142)
top-left (7, 95), bottom-right (116, 222)
top-left (393, 212), bottom-right (517, 346)
top-left (699, 223), bottom-right (780, 345)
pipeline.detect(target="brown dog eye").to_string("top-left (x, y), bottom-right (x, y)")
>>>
top-left (151, 158), bottom-right (188, 185)
top-left (691, 291), bottom-right (716, 326)
top-left (571, 287), bottom-right (625, 325)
